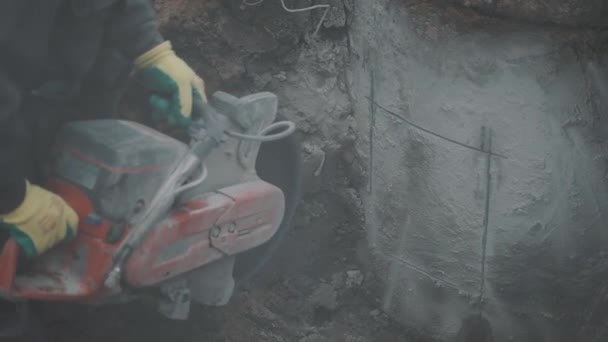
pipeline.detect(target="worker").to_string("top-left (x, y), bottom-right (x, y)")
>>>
top-left (0, 0), bottom-right (206, 257)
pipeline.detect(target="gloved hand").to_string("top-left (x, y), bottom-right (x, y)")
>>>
top-left (0, 181), bottom-right (78, 257)
top-left (135, 41), bottom-right (207, 126)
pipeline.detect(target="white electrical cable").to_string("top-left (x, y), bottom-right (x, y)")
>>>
top-left (278, 0), bottom-right (329, 13)
top-left (242, 0), bottom-right (330, 35)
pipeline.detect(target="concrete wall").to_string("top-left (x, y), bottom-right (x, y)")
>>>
top-left (347, 1), bottom-right (608, 341)
top-left (452, 0), bottom-right (608, 28)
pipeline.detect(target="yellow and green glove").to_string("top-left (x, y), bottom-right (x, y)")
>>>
top-left (0, 182), bottom-right (79, 257)
top-left (135, 41), bottom-right (207, 126)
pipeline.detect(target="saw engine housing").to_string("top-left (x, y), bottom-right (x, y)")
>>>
top-left (0, 92), bottom-right (288, 311)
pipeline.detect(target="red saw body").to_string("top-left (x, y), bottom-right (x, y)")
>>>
top-left (0, 92), bottom-right (294, 319)
top-left (0, 179), bottom-right (283, 300)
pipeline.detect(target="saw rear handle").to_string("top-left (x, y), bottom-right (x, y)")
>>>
top-left (0, 239), bottom-right (19, 295)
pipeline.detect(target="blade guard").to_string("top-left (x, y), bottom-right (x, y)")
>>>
top-left (124, 180), bottom-right (284, 287)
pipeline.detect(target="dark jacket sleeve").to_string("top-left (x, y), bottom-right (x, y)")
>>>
top-left (0, 2), bottom-right (28, 213)
top-left (108, 0), bottom-right (165, 60)
top-left (0, 68), bottom-right (27, 214)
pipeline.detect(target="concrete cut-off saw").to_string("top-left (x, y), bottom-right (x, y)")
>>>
top-left (0, 91), bottom-right (301, 338)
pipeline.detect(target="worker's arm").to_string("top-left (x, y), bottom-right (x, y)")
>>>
top-left (106, 0), bottom-right (165, 60)
top-left (0, 2), bottom-right (29, 213)
top-left (0, 69), bottom-right (27, 215)
top-left (107, 0), bottom-right (207, 126)
top-left (0, 69), bottom-right (79, 257)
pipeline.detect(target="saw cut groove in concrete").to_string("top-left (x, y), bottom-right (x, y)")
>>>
top-left (478, 126), bottom-right (493, 307)
top-left (368, 67), bottom-right (376, 194)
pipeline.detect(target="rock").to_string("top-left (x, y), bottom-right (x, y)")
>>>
top-left (274, 71), bottom-right (288, 81)
top-left (330, 272), bottom-right (345, 290)
top-left (253, 72), bottom-right (273, 88)
top-left (345, 270), bottom-right (364, 288)
top-left (248, 298), bottom-right (281, 323)
top-left (310, 283), bottom-right (338, 311)
top-left (370, 309), bottom-right (381, 317)
top-left (320, 0), bottom-right (347, 29)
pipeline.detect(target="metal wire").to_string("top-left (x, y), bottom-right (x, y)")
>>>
top-left (242, 0), bottom-right (330, 35)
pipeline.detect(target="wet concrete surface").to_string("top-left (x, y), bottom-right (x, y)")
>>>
top-left (348, 1), bottom-right (608, 340)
